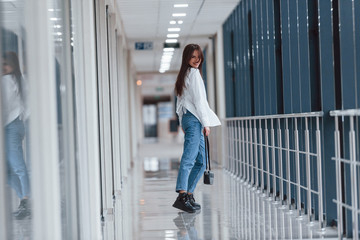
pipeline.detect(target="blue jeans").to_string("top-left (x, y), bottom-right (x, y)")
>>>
top-left (5, 117), bottom-right (30, 199)
top-left (176, 110), bottom-right (206, 193)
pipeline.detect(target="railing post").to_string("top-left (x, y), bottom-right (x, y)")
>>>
top-left (334, 116), bottom-right (343, 237)
top-left (271, 118), bottom-right (277, 199)
top-left (249, 119), bottom-right (254, 186)
top-left (259, 119), bottom-right (264, 191)
top-left (316, 116), bottom-right (325, 230)
top-left (237, 120), bottom-right (242, 179)
top-left (245, 120), bottom-right (250, 183)
top-left (241, 121), bottom-right (246, 181)
top-left (277, 119), bottom-right (284, 203)
top-left (234, 120), bottom-right (239, 177)
top-left (349, 116), bottom-right (358, 238)
top-left (231, 121), bottom-right (235, 175)
top-left (285, 118), bottom-right (291, 208)
top-left (294, 118), bottom-right (302, 216)
top-left (304, 117), bottom-right (312, 222)
top-left (265, 120), bottom-right (270, 196)
top-left (254, 119), bottom-right (259, 188)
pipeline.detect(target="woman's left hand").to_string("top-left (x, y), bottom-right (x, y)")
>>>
top-left (203, 127), bottom-right (210, 136)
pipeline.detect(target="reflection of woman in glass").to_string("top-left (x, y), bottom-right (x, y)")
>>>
top-left (2, 51), bottom-right (30, 219)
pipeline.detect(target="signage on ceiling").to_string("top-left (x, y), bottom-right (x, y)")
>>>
top-left (135, 42), bottom-right (153, 50)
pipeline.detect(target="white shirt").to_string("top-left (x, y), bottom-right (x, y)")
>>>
top-left (176, 68), bottom-right (221, 127)
top-left (1, 74), bottom-right (24, 125)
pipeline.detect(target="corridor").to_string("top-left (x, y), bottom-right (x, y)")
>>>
top-left (102, 141), bottom-right (338, 240)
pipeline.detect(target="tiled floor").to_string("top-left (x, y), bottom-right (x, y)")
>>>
top-left (103, 141), bottom-right (339, 240)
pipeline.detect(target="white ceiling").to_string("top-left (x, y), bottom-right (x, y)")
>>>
top-left (117, 0), bottom-right (240, 73)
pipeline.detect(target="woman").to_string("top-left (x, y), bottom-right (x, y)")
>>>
top-left (2, 51), bottom-right (31, 219)
top-left (173, 44), bottom-right (221, 213)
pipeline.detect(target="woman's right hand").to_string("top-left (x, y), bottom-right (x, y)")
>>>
top-left (203, 127), bottom-right (210, 136)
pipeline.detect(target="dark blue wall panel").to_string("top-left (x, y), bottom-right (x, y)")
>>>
top-left (298, 1), bottom-right (311, 112)
top-left (317, 0), bottom-right (336, 225)
top-left (222, 0), bottom-right (359, 233)
top-left (280, 0), bottom-right (292, 114)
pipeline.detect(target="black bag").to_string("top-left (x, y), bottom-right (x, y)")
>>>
top-left (203, 136), bottom-right (214, 185)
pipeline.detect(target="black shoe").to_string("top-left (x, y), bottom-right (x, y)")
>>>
top-left (188, 194), bottom-right (201, 210)
top-left (172, 193), bottom-right (196, 213)
top-left (13, 199), bottom-right (31, 220)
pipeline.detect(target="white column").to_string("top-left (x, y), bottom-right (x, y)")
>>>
top-left (215, 27), bottom-right (226, 165)
top-left (215, 27), bottom-right (226, 119)
top-left (25, 0), bottom-right (62, 239)
top-left (71, 0), bottom-right (102, 239)
top-left (205, 39), bottom-right (216, 110)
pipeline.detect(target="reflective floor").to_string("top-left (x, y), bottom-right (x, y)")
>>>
top-left (103, 141), bottom-right (339, 240)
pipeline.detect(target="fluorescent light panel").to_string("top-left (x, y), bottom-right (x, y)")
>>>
top-left (172, 13), bottom-right (186, 17)
top-left (174, 4), bottom-right (188, 8)
top-left (168, 28), bottom-right (180, 32)
top-left (163, 48), bottom-right (175, 52)
top-left (166, 39), bottom-right (178, 43)
top-left (167, 34), bottom-right (179, 38)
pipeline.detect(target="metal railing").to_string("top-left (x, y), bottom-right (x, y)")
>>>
top-left (222, 112), bottom-right (325, 229)
top-left (330, 109), bottom-right (360, 238)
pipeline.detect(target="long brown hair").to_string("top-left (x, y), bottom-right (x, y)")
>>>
top-left (175, 44), bottom-right (204, 96)
top-left (3, 51), bottom-right (23, 95)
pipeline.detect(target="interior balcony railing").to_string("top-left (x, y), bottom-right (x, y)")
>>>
top-left (330, 109), bottom-right (360, 239)
top-left (222, 112), bottom-right (325, 230)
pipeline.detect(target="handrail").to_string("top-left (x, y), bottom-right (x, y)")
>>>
top-left (222, 111), bottom-right (325, 230)
top-left (330, 108), bottom-right (360, 238)
top-left (329, 109), bottom-right (360, 116)
top-left (223, 111), bottom-right (323, 121)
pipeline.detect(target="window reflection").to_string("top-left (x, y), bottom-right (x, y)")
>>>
top-left (1, 0), bottom-right (32, 237)
top-left (2, 51), bottom-right (31, 219)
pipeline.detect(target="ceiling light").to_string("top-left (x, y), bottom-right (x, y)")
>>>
top-left (167, 34), bottom-right (179, 38)
top-left (166, 39), bottom-right (178, 43)
top-left (174, 4), bottom-right (188, 8)
top-left (136, 80), bottom-right (142, 86)
top-left (168, 28), bottom-right (180, 32)
top-left (163, 48), bottom-right (175, 52)
top-left (177, 20), bottom-right (183, 24)
top-left (170, 20), bottom-right (176, 24)
top-left (161, 58), bottom-right (172, 62)
top-left (162, 54), bottom-right (172, 59)
top-left (163, 52), bottom-right (174, 56)
top-left (172, 13), bottom-right (186, 17)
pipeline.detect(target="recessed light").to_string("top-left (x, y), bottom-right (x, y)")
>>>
top-left (168, 28), bottom-right (180, 32)
top-left (163, 51), bottom-right (174, 56)
top-left (172, 13), bottom-right (186, 17)
top-left (170, 20), bottom-right (176, 24)
top-left (166, 39), bottom-right (178, 43)
top-left (174, 4), bottom-right (188, 8)
top-left (177, 20), bottom-right (183, 24)
top-left (164, 48), bottom-right (175, 52)
top-left (167, 34), bottom-right (179, 38)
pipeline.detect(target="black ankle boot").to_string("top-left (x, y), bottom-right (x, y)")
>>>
top-left (13, 199), bottom-right (31, 220)
top-left (188, 194), bottom-right (201, 210)
top-left (172, 193), bottom-right (196, 213)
